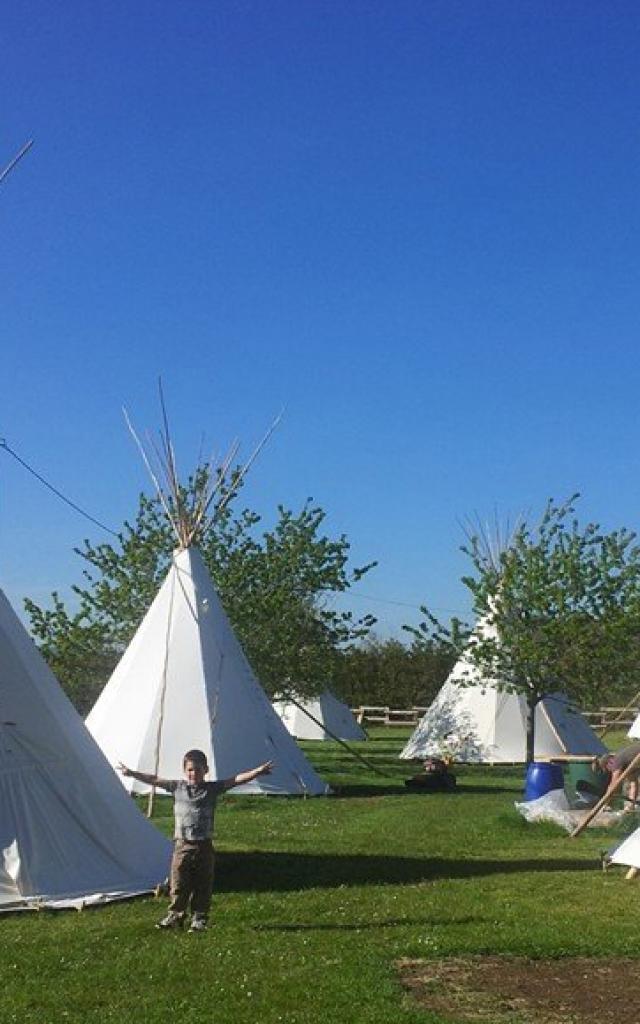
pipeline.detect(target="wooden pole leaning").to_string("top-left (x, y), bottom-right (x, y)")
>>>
top-left (147, 564), bottom-right (177, 819)
top-left (569, 751), bottom-right (640, 838)
top-left (284, 694), bottom-right (397, 780)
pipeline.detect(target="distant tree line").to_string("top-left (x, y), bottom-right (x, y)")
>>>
top-left (332, 636), bottom-right (455, 710)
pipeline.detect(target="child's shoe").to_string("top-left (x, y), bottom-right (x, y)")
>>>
top-left (156, 911), bottom-right (184, 930)
top-left (189, 915), bottom-right (207, 933)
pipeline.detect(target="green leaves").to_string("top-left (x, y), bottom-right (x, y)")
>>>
top-left (207, 499), bottom-right (377, 697)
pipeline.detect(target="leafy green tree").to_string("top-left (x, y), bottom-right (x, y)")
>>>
top-left (408, 496), bottom-right (640, 762)
top-left (25, 482), bottom-right (376, 713)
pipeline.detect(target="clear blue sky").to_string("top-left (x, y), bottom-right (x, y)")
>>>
top-left (2, 2), bottom-right (640, 638)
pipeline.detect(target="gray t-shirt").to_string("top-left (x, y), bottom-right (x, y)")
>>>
top-left (158, 779), bottom-right (227, 841)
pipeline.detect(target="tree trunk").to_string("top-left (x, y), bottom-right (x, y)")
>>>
top-left (526, 696), bottom-right (537, 764)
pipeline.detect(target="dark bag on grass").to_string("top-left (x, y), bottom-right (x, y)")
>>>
top-left (405, 758), bottom-right (457, 793)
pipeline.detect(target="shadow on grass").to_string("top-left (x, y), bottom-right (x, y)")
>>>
top-left (454, 783), bottom-right (523, 795)
top-left (330, 783), bottom-right (421, 797)
top-left (216, 851), bottom-right (598, 892)
top-left (329, 782), bottom-right (522, 797)
top-left (253, 915), bottom-right (486, 932)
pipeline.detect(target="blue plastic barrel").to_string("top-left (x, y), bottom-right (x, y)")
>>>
top-left (524, 761), bottom-right (564, 801)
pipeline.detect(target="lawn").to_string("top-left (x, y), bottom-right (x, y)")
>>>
top-left (3, 728), bottom-right (638, 1024)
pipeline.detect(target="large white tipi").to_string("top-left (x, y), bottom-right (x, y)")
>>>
top-left (87, 407), bottom-right (329, 796)
top-left (0, 587), bottom-right (171, 911)
top-left (87, 546), bottom-right (329, 796)
top-left (400, 621), bottom-right (606, 763)
top-left (273, 691), bottom-right (367, 742)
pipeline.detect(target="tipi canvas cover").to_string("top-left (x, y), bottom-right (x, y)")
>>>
top-left (0, 588), bottom-right (171, 911)
top-left (274, 691), bottom-right (367, 741)
top-left (626, 711), bottom-right (640, 739)
top-left (87, 547), bottom-right (329, 795)
top-left (609, 828), bottom-right (640, 870)
top-left (400, 621), bottom-right (606, 763)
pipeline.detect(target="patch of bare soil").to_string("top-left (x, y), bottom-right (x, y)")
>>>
top-left (397, 956), bottom-right (638, 1024)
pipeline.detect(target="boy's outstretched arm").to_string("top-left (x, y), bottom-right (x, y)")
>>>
top-left (222, 760), bottom-right (274, 791)
top-left (117, 762), bottom-right (163, 787)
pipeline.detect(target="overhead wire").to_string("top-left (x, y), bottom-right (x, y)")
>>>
top-left (0, 439), bottom-right (468, 620)
top-left (0, 438), bottom-right (119, 538)
top-left (343, 589), bottom-right (467, 615)
top-left (0, 139), bottom-right (34, 188)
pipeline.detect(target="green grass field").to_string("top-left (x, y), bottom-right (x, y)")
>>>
top-left (3, 728), bottom-right (637, 1024)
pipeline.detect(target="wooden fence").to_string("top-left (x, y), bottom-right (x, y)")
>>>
top-left (582, 707), bottom-right (640, 731)
top-left (351, 706), bottom-right (428, 726)
top-left (352, 705), bottom-right (640, 730)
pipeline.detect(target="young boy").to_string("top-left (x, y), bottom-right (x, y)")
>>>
top-left (118, 750), bottom-right (273, 932)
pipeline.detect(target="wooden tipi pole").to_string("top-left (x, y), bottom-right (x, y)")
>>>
top-left (283, 694), bottom-right (396, 780)
top-left (569, 751), bottom-right (640, 838)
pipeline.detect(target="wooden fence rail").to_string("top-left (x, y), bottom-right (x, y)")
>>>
top-left (351, 706), bottom-right (428, 726)
top-left (582, 707), bottom-right (640, 730)
top-left (352, 705), bottom-right (640, 730)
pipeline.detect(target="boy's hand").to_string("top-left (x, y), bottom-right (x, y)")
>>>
top-left (259, 760), bottom-right (274, 776)
top-left (117, 762), bottom-right (131, 776)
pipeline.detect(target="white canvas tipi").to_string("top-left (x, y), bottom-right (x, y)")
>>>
top-left (0, 587), bottom-right (171, 911)
top-left (273, 691), bottom-right (367, 741)
top-left (626, 709), bottom-right (640, 739)
top-left (86, 547), bottom-right (329, 795)
top-left (608, 828), bottom-right (640, 871)
top-left (400, 621), bottom-right (606, 763)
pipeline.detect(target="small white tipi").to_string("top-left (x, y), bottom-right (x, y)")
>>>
top-left (400, 621), bottom-right (606, 763)
top-left (273, 691), bottom-right (367, 742)
top-left (0, 588), bottom-right (171, 911)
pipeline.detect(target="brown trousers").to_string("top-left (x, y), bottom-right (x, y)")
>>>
top-left (168, 839), bottom-right (215, 918)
